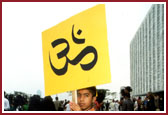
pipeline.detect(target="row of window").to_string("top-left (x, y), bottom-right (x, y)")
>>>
top-left (130, 4), bottom-right (164, 95)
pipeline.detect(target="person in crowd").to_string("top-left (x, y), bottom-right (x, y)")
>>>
top-left (22, 100), bottom-right (29, 111)
top-left (28, 95), bottom-right (42, 111)
top-left (154, 95), bottom-right (160, 111)
top-left (132, 98), bottom-right (138, 111)
top-left (105, 100), bottom-right (110, 111)
top-left (63, 99), bottom-right (69, 110)
top-left (54, 97), bottom-right (60, 111)
top-left (119, 97), bottom-right (124, 111)
top-left (58, 101), bottom-right (64, 111)
top-left (95, 90), bottom-right (106, 111)
top-left (109, 99), bottom-right (115, 111)
top-left (137, 96), bottom-right (142, 111)
top-left (41, 96), bottom-right (56, 111)
top-left (70, 86), bottom-right (97, 111)
top-left (8, 94), bottom-right (15, 111)
top-left (143, 96), bottom-right (148, 111)
top-left (159, 96), bottom-right (164, 111)
top-left (146, 92), bottom-right (156, 111)
top-left (4, 92), bottom-right (10, 111)
top-left (65, 101), bottom-right (71, 111)
top-left (114, 100), bottom-right (119, 111)
top-left (14, 94), bottom-right (25, 111)
top-left (121, 86), bottom-right (134, 111)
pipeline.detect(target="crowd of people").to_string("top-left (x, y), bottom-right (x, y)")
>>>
top-left (4, 91), bottom-right (70, 111)
top-left (4, 86), bottom-right (164, 111)
top-left (118, 86), bottom-right (164, 111)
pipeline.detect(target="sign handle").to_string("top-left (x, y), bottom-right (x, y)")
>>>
top-left (72, 90), bottom-right (77, 103)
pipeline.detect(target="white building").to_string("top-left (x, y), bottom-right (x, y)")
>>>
top-left (130, 4), bottom-right (164, 96)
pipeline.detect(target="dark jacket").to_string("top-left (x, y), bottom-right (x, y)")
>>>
top-left (122, 98), bottom-right (134, 111)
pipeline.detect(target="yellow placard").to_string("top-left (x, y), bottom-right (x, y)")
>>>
top-left (42, 4), bottom-right (111, 96)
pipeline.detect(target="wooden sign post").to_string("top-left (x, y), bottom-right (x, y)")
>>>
top-left (72, 90), bottom-right (77, 103)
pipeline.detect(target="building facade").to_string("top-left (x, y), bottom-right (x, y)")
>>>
top-left (130, 4), bottom-right (164, 96)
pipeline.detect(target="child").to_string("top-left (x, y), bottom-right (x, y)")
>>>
top-left (70, 86), bottom-right (97, 111)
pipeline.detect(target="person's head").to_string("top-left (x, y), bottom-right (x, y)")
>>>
top-left (55, 97), bottom-right (58, 101)
top-left (124, 86), bottom-right (132, 94)
top-left (44, 96), bottom-right (53, 102)
top-left (120, 89), bottom-right (125, 97)
top-left (138, 96), bottom-right (141, 100)
top-left (112, 99), bottom-right (115, 102)
top-left (147, 92), bottom-right (154, 100)
top-left (121, 86), bottom-right (132, 98)
top-left (77, 86), bottom-right (97, 111)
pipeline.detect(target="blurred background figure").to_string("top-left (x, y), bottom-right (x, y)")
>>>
top-left (120, 86), bottom-right (134, 111)
top-left (4, 91), bottom-right (10, 111)
top-left (54, 97), bottom-right (60, 111)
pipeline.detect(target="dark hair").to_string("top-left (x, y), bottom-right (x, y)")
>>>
top-left (78, 86), bottom-right (97, 97)
top-left (120, 89), bottom-right (125, 97)
top-left (138, 96), bottom-right (141, 100)
top-left (28, 95), bottom-right (42, 111)
top-left (120, 86), bottom-right (132, 98)
top-left (55, 97), bottom-right (58, 100)
top-left (147, 92), bottom-right (154, 100)
top-left (125, 86), bottom-right (132, 92)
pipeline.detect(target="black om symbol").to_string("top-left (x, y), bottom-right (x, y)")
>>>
top-left (49, 25), bottom-right (98, 75)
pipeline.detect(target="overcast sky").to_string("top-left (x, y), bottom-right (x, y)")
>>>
top-left (2, 2), bottom-right (159, 98)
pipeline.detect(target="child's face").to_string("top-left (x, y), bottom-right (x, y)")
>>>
top-left (77, 89), bottom-right (96, 111)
